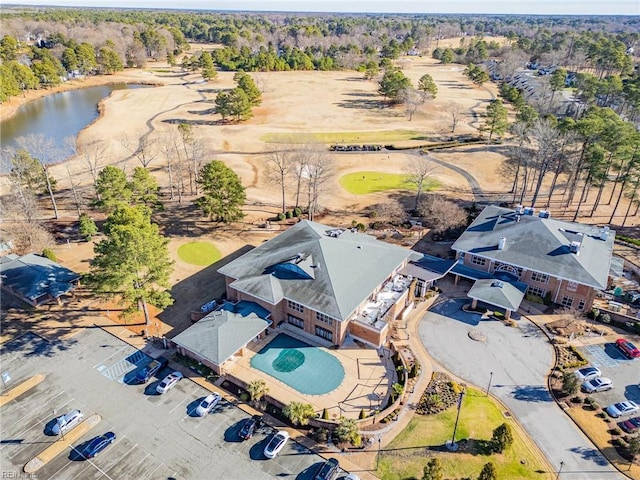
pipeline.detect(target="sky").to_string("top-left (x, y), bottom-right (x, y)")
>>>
top-left (4, 0), bottom-right (639, 16)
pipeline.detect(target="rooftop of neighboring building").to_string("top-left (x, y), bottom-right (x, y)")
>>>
top-left (451, 205), bottom-right (615, 289)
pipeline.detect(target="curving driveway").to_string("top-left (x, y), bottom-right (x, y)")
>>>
top-left (419, 298), bottom-right (624, 480)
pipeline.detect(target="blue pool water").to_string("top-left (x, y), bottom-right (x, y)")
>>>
top-left (250, 334), bottom-right (345, 395)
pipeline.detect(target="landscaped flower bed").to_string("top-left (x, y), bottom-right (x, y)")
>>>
top-left (416, 372), bottom-right (460, 415)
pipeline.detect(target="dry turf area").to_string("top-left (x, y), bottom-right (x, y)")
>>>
top-left (2, 47), bottom-right (638, 332)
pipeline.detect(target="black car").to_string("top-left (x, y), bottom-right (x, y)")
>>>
top-left (238, 415), bottom-right (264, 440)
top-left (82, 432), bottom-right (116, 458)
top-left (134, 356), bottom-right (169, 384)
top-left (314, 458), bottom-right (340, 480)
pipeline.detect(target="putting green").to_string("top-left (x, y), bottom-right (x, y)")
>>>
top-left (177, 242), bottom-right (221, 266)
top-left (340, 171), bottom-right (440, 195)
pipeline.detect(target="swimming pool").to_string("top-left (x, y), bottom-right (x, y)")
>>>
top-left (250, 334), bottom-right (345, 395)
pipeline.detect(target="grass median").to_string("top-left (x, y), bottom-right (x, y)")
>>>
top-left (377, 388), bottom-right (552, 480)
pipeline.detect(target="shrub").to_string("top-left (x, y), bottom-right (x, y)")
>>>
top-left (335, 418), bottom-right (361, 447)
top-left (277, 212), bottom-right (286, 221)
top-left (359, 409), bottom-right (367, 419)
top-left (322, 408), bottom-right (329, 420)
top-left (490, 423), bottom-right (513, 453)
top-left (356, 223), bottom-right (366, 232)
top-left (312, 428), bottom-right (329, 443)
top-left (239, 393), bottom-right (250, 402)
top-left (79, 213), bottom-right (98, 241)
top-left (286, 210), bottom-right (293, 219)
top-left (293, 207), bottom-right (302, 217)
top-left (609, 427), bottom-right (622, 436)
top-left (42, 248), bottom-right (57, 262)
top-left (598, 313), bottom-right (611, 324)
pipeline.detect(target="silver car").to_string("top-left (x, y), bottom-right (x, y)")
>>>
top-left (156, 371), bottom-right (183, 394)
top-left (52, 409), bottom-right (84, 435)
top-left (581, 377), bottom-right (613, 393)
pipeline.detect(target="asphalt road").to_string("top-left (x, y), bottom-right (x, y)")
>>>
top-left (418, 297), bottom-right (625, 480)
top-left (0, 328), bottom-right (334, 480)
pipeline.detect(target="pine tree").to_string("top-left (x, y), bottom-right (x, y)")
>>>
top-left (196, 160), bottom-right (246, 222)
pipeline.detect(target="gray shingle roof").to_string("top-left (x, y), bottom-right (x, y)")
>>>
top-left (0, 253), bottom-right (80, 303)
top-left (451, 206), bottom-right (614, 289)
top-left (171, 310), bottom-right (270, 366)
top-left (217, 220), bottom-right (413, 321)
top-left (467, 279), bottom-right (525, 311)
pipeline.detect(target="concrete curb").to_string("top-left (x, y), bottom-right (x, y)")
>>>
top-left (0, 374), bottom-right (46, 408)
top-left (24, 414), bottom-right (102, 474)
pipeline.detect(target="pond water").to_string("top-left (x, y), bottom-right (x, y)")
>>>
top-left (1, 83), bottom-right (147, 164)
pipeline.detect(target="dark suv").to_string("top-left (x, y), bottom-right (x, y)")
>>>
top-left (314, 458), bottom-right (340, 480)
top-left (134, 356), bottom-right (169, 384)
top-left (238, 415), bottom-right (264, 440)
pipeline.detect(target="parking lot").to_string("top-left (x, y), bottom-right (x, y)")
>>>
top-left (0, 328), bottom-right (334, 480)
top-left (578, 339), bottom-right (640, 411)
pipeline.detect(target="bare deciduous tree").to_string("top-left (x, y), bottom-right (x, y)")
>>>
top-left (121, 130), bottom-right (158, 168)
top-left (417, 195), bottom-right (467, 234)
top-left (444, 103), bottom-right (465, 133)
top-left (77, 139), bottom-right (109, 198)
top-left (405, 154), bottom-right (437, 210)
top-left (370, 200), bottom-right (407, 225)
top-left (400, 88), bottom-right (422, 121)
top-left (16, 134), bottom-right (60, 219)
top-left (265, 146), bottom-right (293, 214)
top-left (302, 146), bottom-right (334, 221)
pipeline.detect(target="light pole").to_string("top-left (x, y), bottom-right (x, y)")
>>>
top-left (376, 438), bottom-right (382, 470)
top-left (486, 371), bottom-right (494, 396)
top-left (447, 384), bottom-right (466, 451)
top-left (555, 461), bottom-right (564, 480)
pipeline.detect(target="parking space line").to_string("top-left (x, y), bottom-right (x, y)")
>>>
top-left (69, 445), bottom-right (118, 480)
top-left (143, 461), bottom-right (166, 479)
top-left (2, 396), bottom-right (74, 450)
top-left (168, 396), bottom-right (190, 415)
top-left (584, 344), bottom-right (621, 368)
top-left (92, 346), bottom-right (129, 368)
top-left (46, 451), bottom-right (76, 480)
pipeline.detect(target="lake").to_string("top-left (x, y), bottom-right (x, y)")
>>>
top-left (1, 83), bottom-right (147, 164)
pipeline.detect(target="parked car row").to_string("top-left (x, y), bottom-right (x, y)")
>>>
top-left (574, 337), bottom-right (639, 422)
top-left (51, 409), bottom-right (116, 459)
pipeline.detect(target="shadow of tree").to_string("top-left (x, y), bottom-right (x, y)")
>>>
top-left (511, 385), bottom-right (553, 402)
top-left (156, 245), bottom-right (255, 337)
top-left (568, 446), bottom-right (610, 466)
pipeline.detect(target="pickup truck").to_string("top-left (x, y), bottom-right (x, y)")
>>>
top-left (135, 356), bottom-right (169, 384)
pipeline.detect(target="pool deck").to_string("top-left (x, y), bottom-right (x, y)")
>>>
top-left (226, 329), bottom-right (394, 419)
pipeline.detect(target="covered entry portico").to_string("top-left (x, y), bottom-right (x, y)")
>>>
top-left (467, 279), bottom-right (526, 320)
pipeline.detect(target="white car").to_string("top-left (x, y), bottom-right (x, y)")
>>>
top-left (344, 475), bottom-right (361, 480)
top-left (195, 393), bottom-right (221, 416)
top-left (264, 430), bottom-right (289, 458)
top-left (606, 401), bottom-right (639, 418)
top-left (574, 366), bottom-right (601, 382)
top-left (52, 409), bottom-right (84, 435)
top-left (156, 371), bottom-right (183, 394)
top-left (581, 377), bottom-right (613, 393)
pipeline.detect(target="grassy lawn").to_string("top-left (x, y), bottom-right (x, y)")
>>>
top-left (377, 388), bottom-right (552, 480)
top-left (177, 242), bottom-right (221, 266)
top-left (260, 130), bottom-right (430, 144)
top-left (339, 171), bottom-right (440, 195)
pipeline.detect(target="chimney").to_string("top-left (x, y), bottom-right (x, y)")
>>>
top-left (599, 226), bottom-right (610, 241)
top-left (498, 237), bottom-right (506, 250)
top-left (570, 240), bottom-right (581, 255)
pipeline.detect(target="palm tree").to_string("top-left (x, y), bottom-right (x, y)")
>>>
top-left (283, 401), bottom-right (315, 426)
top-left (247, 380), bottom-right (268, 407)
